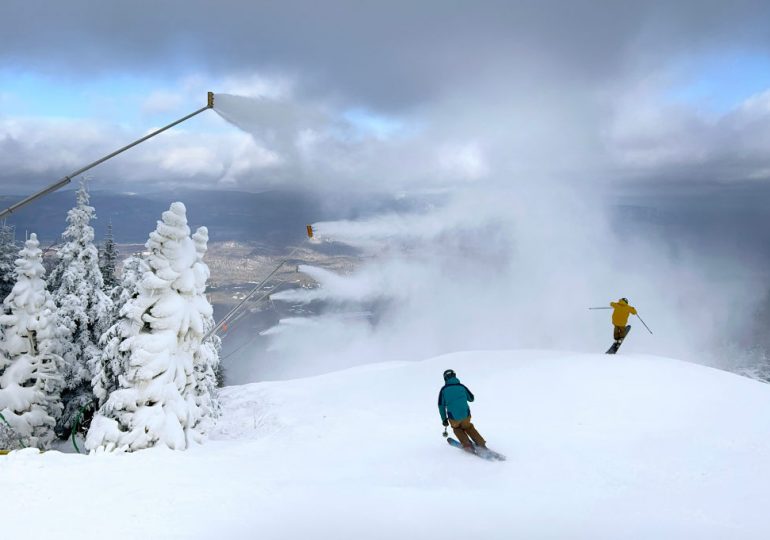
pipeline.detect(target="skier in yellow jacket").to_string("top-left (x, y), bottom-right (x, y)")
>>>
top-left (610, 298), bottom-right (637, 342)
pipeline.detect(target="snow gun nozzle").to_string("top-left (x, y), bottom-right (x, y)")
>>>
top-left (207, 91), bottom-right (214, 109)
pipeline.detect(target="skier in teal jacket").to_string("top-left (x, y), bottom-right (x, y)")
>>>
top-left (438, 369), bottom-right (486, 451)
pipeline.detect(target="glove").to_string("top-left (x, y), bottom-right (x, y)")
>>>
top-left (442, 419), bottom-right (449, 427)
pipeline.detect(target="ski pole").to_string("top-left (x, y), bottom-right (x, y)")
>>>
top-left (636, 314), bottom-right (653, 335)
top-left (588, 307), bottom-right (612, 310)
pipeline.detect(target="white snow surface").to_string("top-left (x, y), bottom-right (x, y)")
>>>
top-left (2, 350), bottom-right (770, 539)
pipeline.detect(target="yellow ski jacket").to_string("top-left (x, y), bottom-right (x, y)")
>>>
top-left (610, 301), bottom-right (637, 327)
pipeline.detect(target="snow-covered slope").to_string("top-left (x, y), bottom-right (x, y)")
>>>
top-left (2, 351), bottom-right (770, 539)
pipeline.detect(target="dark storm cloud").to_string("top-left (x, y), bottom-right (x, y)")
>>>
top-left (5, 0), bottom-right (770, 194)
top-left (3, 0), bottom-right (770, 109)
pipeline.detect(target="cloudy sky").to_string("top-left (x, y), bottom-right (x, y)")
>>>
top-left (3, 1), bottom-right (770, 194)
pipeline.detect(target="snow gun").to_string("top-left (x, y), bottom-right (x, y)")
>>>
top-left (0, 92), bottom-right (216, 220)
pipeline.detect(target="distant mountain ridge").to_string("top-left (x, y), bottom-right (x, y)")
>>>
top-left (4, 184), bottom-right (770, 265)
top-left (0, 188), bottom-right (423, 246)
top-left (0, 189), bottom-right (320, 245)
top-left (0, 189), bottom-right (390, 245)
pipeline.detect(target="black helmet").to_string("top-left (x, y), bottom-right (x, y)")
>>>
top-left (620, 297), bottom-right (629, 304)
top-left (443, 369), bottom-right (456, 381)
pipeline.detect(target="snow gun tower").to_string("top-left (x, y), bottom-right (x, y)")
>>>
top-left (0, 92), bottom-right (216, 220)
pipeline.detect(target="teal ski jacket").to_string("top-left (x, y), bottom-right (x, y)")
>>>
top-left (438, 377), bottom-right (474, 422)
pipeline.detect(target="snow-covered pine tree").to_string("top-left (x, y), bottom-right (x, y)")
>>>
top-left (0, 234), bottom-right (63, 449)
top-left (189, 226), bottom-right (221, 436)
top-left (0, 415), bottom-right (20, 450)
top-left (92, 254), bottom-right (147, 406)
top-left (49, 181), bottom-right (113, 437)
top-left (99, 220), bottom-right (119, 291)
top-left (0, 222), bottom-right (18, 303)
top-left (87, 202), bottom-right (219, 452)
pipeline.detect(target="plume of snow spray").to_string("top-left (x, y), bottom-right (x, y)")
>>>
top-left (214, 93), bottom-right (757, 381)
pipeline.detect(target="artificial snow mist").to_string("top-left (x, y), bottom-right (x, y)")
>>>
top-left (0, 234), bottom-right (62, 449)
top-left (87, 202), bottom-right (220, 452)
top-left (48, 181), bottom-right (113, 437)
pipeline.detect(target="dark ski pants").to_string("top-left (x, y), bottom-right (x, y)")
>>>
top-left (449, 416), bottom-right (486, 448)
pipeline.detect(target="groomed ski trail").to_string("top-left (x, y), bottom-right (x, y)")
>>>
top-left (2, 350), bottom-right (770, 539)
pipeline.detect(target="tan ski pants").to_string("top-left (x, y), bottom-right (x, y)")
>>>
top-left (613, 325), bottom-right (629, 341)
top-left (449, 416), bottom-right (486, 448)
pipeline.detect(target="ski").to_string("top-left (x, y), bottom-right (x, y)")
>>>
top-left (446, 437), bottom-right (506, 461)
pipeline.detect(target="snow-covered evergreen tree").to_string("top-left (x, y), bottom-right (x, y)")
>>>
top-left (99, 220), bottom-right (119, 291)
top-left (92, 254), bottom-right (147, 406)
top-left (189, 226), bottom-right (221, 434)
top-left (0, 234), bottom-right (62, 449)
top-left (49, 181), bottom-right (113, 437)
top-left (0, 223), bottom-right (18, 303)
top-left (0, 414), bottom-right (20, 450)
top-left (87, 202), bottom-right (219, 452)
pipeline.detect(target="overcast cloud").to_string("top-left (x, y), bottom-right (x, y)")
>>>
top-left (3, 1), bottom-right (770, 192)
top-left (3, 1), bottom-right (770, 106)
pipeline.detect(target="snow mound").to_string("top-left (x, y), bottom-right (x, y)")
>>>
top-left (2, 350), bottom-right (770, 539)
